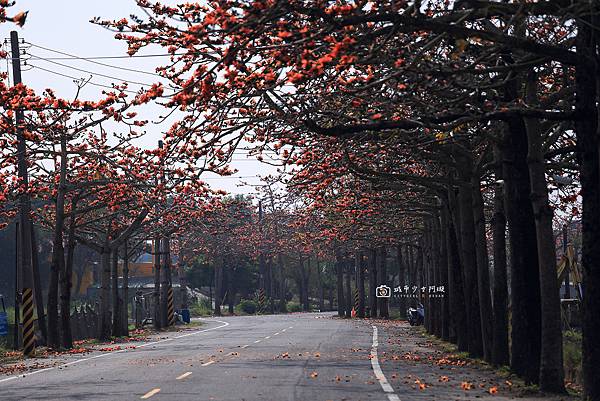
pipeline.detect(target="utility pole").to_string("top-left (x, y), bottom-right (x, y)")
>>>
top-left (153, 140), bottom-right (164, 329)
top-left (10, 30), bottom-right (36, 357)
top-left (258, 200), bottom-right (266, 308)
top-left (14, 222), bottom-right (20, 350)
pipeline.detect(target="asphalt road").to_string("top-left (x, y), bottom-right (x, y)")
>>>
top-left (0, 313), bottom-right (394, 401)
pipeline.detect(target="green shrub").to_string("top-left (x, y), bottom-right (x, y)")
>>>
top-left (190, 298), bottom-right (212, 317)
top-left (236, 299), bottom-right (257, 315)
top-left (287, 301), bottom-right (302, 312)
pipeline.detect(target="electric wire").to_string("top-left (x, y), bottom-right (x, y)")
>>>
top-left (28, 64), bottom-right (142, 95)
top-left (26, 42), bottom-right (166, 78)
top-left (27, 52), bottom-right (161, 87)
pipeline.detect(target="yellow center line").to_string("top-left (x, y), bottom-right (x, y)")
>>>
top-left (202, 360), bottom-right (216, 367)
top-left (176, 372), bottom-right (193, 380)
top-left (141, 388), bottom-right (161, 399)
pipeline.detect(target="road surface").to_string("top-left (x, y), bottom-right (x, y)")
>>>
top-left (0, 313), bottom-right (576, 401)
top-left (0, 313), bottom-right (393, 401)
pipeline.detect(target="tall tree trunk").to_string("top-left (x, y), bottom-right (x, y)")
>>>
top-left (122, 240), bottom-right (129, 336)
top-left (472, 175), bottom-right (494, 362)
top-left (304, 257), bottom-right (311, 311)
top-left (502, 118), bottom-right (541, 384)
top-left (436, 213), bottom-right (450, 341)
top-left (227, 266), bottom-right (234, 315)
top-left (30, 225), bottom-right (47, 346)
top-left (160, 236), bottom-right (171, 327)
top-left (576, 12), bottom-right (600, 401)
top-left (268, 258), bottom-right (275, 314)
top-left (48, 172), bottom-right (66, 348)
top-left (153, 237), bottom-right (161, 329)
top-left (378, 247), bottom-right (389, 319)
top-left (446, 189), bottom-right (468, 351)
top-left (345, 257), bottom-right (352, 318)
top-left (316, 260), bottom-right (325, 312)
top-left (368, 248), bottom-right (378, 317)
top-left (396, 245), bottom-right (406, 319)
top-left (524, 74), bottom-right (565, 392)
top-left (214, 258), bottom-right (223, 316)
top-left (335, 249), bottom-right (345, 317)
top-left (357, 251), bottom-right (366, 318)
top-left (423, 225), bottom-right (432, 332)
top-left (98, 248), bottom-right (112, 340)
top-left (491, 146), bottom-right (509, 366)
top-left (456, 176), bottom-right (483, 357)
top-left (111, 248), bottom-right (121, 337)
top-left (60, 197), bottom-right (77, 349)
top-left (278, 253), bottom-right (286, 312)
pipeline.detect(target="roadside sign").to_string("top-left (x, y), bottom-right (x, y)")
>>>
top-left (0, 312), bottom-right (8, 336)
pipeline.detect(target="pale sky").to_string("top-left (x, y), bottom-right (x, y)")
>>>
top-left (0, 0), bottom-right (280, 196)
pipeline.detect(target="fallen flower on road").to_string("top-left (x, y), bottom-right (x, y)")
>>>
top-left (310, 371), bottom-right (318, 378)
top-left (98, 346), bottom-right (122, 352)
top-left (461, 381), bottom-right (474, 390)
top-left (489, 386), bottom-right (498, 394)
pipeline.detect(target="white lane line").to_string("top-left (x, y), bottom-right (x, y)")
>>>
top-left (288, 326), bottom-right (293, 329)
top-left (370, 325), bottom-right (400, 401)
top-left (254, 339), bottom-right (261, 343)
top-left (201, 360), bottom-right (216, 367)
top-left (241, 345), bottom-right (249, 349)
top-left (141, 388), bottom-right (161, 399)
top-left (265, 336), bottom-right (271, 339)
top-left (281, 329), bottom-right (286, 332)
top-left (0, 319), bottom-right (230, 385)
top-left (176, 372), bottom-right (193, 380)
top-left (273, 332), bottom-right (280, 336)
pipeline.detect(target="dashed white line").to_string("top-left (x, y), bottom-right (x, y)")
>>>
top-left (370, 325), bottom-right (400, 401)
top-left (281, 329), bottom-right (287, 332)
top-left (176, 372), bottom-right (193, 380)
top-left (0, 320), bottom-right (230, 385)
top-left (201, 360), bottom-right (216, 367)
top-left (241, 344), bottom-right (250, 349)
top-left (265, 336), bottom-right (271, 339)
top-left (273, 332), bottom-right (280, 336)
top-left (254, 339), bottom-right (261, 343)
top-left (141, 388), bottom-right (161, 399)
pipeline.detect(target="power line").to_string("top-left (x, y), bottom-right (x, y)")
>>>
top-left (26, 41), bottom-right (166, 79)
top-left (28, 52), bottom-right (160, 87)
top-left (28, 64), bottom-right (142, 95)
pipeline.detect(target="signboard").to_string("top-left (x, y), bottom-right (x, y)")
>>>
top-left (0, 312), bottom-right (8, 336)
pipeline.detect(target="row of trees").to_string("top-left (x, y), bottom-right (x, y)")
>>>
top-left (0, 1), bottom-right (596, 399)
top-left (99, 1), bottom-right (597, 399)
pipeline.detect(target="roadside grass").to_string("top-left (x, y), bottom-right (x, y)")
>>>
top-left (190, 299), bottom-right (212, 317)
top-left (416, 326), bottom-right (582, 396)
top-left (563, 330), bottom-right (582, 392)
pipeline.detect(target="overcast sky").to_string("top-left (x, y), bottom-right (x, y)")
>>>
top-left (0, 0), bottom-right (279, 196)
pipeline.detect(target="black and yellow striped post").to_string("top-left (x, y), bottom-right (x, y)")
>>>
top-left (167, 286), bottom-right (175, 326)
top-left (258, 288), bottom-right (266, 314)
top-left (353, 287), bottom-right (359, 317)
top-left (22, 288), bottom-right (35, 357)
